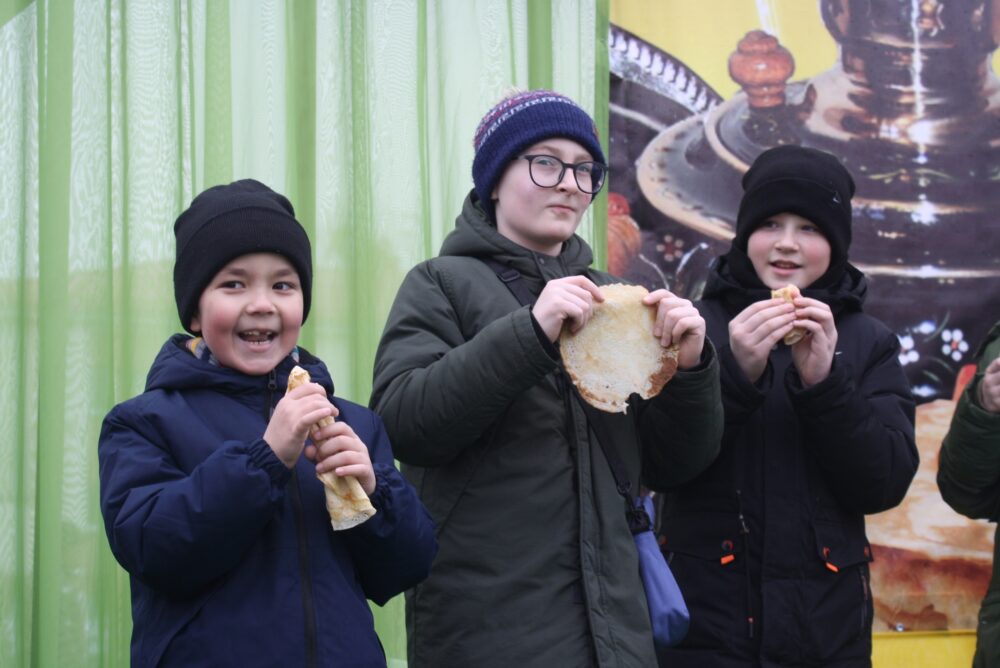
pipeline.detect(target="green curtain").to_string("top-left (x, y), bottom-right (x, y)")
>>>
top-left (0, 0), bottom-right (609, 666)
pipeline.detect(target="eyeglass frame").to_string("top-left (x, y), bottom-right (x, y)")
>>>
top-left (519, 154), bottom-right (608, 195)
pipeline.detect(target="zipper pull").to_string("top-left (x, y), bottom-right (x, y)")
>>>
top-left (735, 488), bottom-right (754, 639)
top-left (736, 489), bottom-right (750, 535)
top-left (266, 369), bottom-right (278, 419)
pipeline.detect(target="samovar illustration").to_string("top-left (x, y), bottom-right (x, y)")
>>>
top-left (614, 0), bottom-right (1000, 400)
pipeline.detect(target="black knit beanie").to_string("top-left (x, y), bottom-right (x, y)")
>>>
top-left (734, 145), bottom-right (855, 274)
top-left (173, 179), bottom-right (312, 334)
top-left (471, 89), bottom-right (606, 222)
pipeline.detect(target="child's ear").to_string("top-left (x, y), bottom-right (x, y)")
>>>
top-left (189, 312), bottom-right (202, 333)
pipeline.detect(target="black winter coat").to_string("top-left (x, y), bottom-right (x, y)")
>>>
top-left (656, 260), bottom-right (918, 668)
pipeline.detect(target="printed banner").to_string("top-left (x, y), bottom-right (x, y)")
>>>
top-left (609, 0), bottom-right (1000, 632)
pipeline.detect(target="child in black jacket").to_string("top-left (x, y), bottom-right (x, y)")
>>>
top-left (656, 145), bottom-right (919, 668)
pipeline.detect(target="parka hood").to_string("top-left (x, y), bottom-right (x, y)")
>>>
top-left (438, 190), bottom-right (593, 279)
top-left (702, 252), bottom-right (868, 317)
top-left (144, 334), bottom-right (334, 397)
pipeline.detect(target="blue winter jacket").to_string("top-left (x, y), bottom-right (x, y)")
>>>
top-left (99, 335), bottom-right (437, 667)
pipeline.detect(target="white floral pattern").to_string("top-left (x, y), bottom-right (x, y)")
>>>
top-left (940, 328), bottom-right (969, 362)
top-left (656, 234), bottom-right (685, 264)
top-left (897, 334), bottom-right (919, 366)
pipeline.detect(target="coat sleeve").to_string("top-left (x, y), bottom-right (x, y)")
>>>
top-left (370, 262), bottom-right (558, 466)
top-left (716, 342), bottom-right (771, 423)
top-left (98, 404), bottom-right (291, 597)
top-left (937, 333), bottom-right (1000, 520)
top-left (641, 341), bottom-right (724, 490)
top-left (342, 411), bottom-right (438, 605)
top-left (786, 327), bottom-right (918, 514)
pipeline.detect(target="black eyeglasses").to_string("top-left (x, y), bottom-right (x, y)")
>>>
top-left (520, 154), bottom-right (608, 194)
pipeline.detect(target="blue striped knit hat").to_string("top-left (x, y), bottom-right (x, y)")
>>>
top-left (472, 89), bottom-right (605, 222)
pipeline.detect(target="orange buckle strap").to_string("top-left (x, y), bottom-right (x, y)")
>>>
top-left (821, 546), bottom-right (838, 572)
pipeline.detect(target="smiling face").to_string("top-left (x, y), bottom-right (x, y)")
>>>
top-left (190, 252), bottom-right (304, 375)
top-left (747, 211), bottom-right (832, 289)
top-left (491, 138), bottom-right (594, 256)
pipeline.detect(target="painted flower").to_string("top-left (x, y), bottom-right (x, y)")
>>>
top-left (911, 384), bottom-right (938, 399)
top-left (897, 334), bottom-right (919, 366)
top-left (941, 328), bottom-right (969, 362)
top-left (656, 234), bottom-right (685, 264)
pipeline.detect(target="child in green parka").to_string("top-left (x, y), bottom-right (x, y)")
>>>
top-left (938, 321), bottom-right (1000, 668)
top-left (370, 89), bottom-right (724, 668)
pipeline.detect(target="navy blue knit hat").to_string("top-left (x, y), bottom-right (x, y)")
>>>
top-left (173, 179), bottom-right (312, 333)
top-left (735, 145), bottom-right (855, 268)
top-left (472, 89), bottom-right (606, 222)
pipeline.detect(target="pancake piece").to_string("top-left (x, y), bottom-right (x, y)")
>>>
top-left (287, 366), bottom-right (376, 530)
top-left (771, 284), bottom-right (806, 345)
top-left (560, 284), bottom-right (679, 413)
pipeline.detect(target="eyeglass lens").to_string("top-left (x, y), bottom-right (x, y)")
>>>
top-left (526, 155), bottom-right (606, 193)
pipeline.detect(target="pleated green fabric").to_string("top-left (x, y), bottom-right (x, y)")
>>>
top-left (0, 1), bottom-right (608, 665)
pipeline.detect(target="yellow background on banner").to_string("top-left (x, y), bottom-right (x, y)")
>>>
top-left (609, 1), bottom-right (990, 665)
top-left (610, 0), bottom-right (1000, 99)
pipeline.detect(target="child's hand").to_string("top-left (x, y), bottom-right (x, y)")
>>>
top-left (305, 421), bottom-right (376, 496)
top-left (643, 289), bottom-right (706, 369)
top-left (979, 358), bottom-right (1000, 413)
top-left (532, 276), bottom-right (605, 342)
top-left (263, 383), bottom-right (337, 469)
top-left (789, 297), bottom-right (838, 387)
top-left (729, 298), bottom-right (797, 383)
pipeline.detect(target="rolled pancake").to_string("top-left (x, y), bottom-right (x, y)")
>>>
top-left (287, 366), bottom-right (376, 530)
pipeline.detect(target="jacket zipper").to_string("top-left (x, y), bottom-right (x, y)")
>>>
top-left (736, 489), bottom-right (755, 639)
top-left (859, 569), bottom-right (870, 637)
top-left (266, 369), bottom-right (319, 668)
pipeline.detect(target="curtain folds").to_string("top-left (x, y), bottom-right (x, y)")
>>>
top-left (0, 1), bottom-right (609, 665)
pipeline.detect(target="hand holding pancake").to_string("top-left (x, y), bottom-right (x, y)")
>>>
top-left (643, 289), bottom-right (705, 369)
top-left (307, 420), bottom-right (376, 496)
top-left (532, 275), bottom-right (605, 342)
top-left (787, 297), bottom-right (837, 387)
top-left (287, 367), bottom-right (376, 530)
top-left (728, 298), bottom-right (797, 384)
top-left (263, 381), bottom-right (337, 468)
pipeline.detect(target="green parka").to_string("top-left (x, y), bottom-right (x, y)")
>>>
top-left (938, 321), bottom-right (1000, 668)
top-left (370, 192), bottom-right (723, 668)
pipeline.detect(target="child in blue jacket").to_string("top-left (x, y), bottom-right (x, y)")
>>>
top-left (98, 179), bottom-right (436, 668)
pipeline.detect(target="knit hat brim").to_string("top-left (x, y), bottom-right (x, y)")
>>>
top-left (733, 145), bottom-right (855, 275)
top-left (735, 176), bottom-right (850, 261)
top-left (472, 91), bottom-right (605, 222)
top-left (173, 181), bottom-right (312, 333)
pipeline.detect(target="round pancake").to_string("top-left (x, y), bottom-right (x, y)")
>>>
top-left (560, 284), bottom-right (679, 413)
